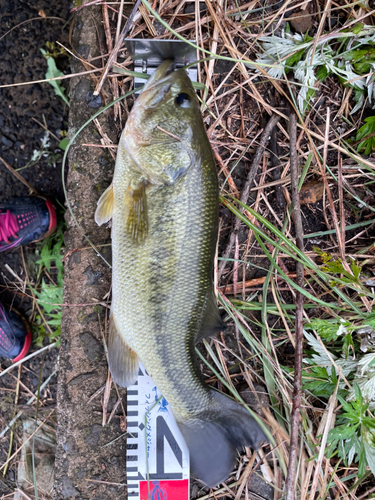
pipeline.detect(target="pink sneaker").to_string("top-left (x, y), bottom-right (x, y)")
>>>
top-left (0, 196), bottom-right (57, 252)
top-left (0, 302), bottom-right (31, 361)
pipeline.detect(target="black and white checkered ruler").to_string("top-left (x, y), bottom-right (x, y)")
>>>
top-left (126, 363), bottom-right (189, 499)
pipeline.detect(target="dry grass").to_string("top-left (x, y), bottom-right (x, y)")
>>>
top-left (107, 1), bottom-right (375, 499)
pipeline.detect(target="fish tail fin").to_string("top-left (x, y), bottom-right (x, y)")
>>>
top-left (178, 391), bottom-right (266, 488)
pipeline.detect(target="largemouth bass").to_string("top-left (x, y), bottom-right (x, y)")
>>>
top-left (95, 61), bottom-right (265, 487)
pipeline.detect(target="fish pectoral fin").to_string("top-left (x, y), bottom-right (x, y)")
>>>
top-left (95, 183), bottom-right (114, 226)
top-left (108, 316), bottom-right (139, 387)
top-left (123, 180), bottom-right (148, 243)
top-left (195, 290), bottom-right (226, 343)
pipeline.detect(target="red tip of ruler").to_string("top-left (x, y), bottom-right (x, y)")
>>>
top-left (126, 363), bottom-right (190, 499)
top-left (140, 479), bottom-right (189, 499)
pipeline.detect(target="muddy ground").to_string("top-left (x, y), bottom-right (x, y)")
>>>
top-left (0, 0), bottom-right (69, 495)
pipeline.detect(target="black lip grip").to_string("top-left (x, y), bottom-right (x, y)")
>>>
top-left (124, 39), bottom-right (198, 96)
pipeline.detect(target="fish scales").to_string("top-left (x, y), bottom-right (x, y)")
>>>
top-left (95, 61), bottom-right (266, 488)
top-left (112, 147), bottom-right (218, 418)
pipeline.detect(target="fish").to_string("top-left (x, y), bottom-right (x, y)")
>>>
top-left (95, 60), bottom-right (266, 487)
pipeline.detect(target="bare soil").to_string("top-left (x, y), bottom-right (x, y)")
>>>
top-left (0, 0), bottom-right (69, 495)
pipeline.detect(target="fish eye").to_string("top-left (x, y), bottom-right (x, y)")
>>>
top-left (175, 92), bottom-right (191, 108)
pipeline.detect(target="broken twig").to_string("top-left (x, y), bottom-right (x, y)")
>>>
top-left (285, 112), bottom-right (304, 500)
top-left (0, 156), bottom-right (40, 197)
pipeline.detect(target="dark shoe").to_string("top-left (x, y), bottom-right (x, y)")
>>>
top-left (0, 197), bottom-right (57, 252)
top-left (0, 302), bottom-right (32, 362)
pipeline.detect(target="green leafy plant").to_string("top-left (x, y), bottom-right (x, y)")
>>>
top-left (44, 41), bottom-right (68, 59)
top-left (255, 24), bottom-right (375, 114)
top-left (327, 384), bottom-right (375, 477)
top-left (354, 116), bottom-right (375, 155)
top-left (306, 318), bottom-right (352, 342)
top-left (32, 223), bottom-right (65, 345)
top-left (40, 48), bottom-right (69, 106)
top-left (303, 314), bottom-right (375, 478)
top-left (313, 247), bottom-right (363, 287)
top-left (303, 365), bottom-right (341, 398)
top-left (20, 129), bottom-right (65, 171)
top-left (58, 138), bottom-right (69, 151)
top-left (21, 131), bottom-right (52, 170)
top-left (341, 42), bottom-right (375, 74)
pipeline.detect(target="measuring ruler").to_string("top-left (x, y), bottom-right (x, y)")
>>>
top-left (126, 363), bottom-right (190, 499)
top-left (123, 39), bottom-right (197, 500)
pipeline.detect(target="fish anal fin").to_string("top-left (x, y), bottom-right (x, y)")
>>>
top-left (95, 184), bottom-right (114, 226)
top-left (195, 291), bottom-right (226, 343)
top-left (108, 316), bottom-right (138, 387)
top-left (124, 180), bottom-right (148, 243)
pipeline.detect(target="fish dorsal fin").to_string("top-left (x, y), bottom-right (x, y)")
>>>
top-left (195, 291), bottom-right (226, 343)
top-left (124, 180), bottom-right (148, 243)
top-left (95, 183), bottom-right (114, 226)
top-left (108, 315), bottom-right (139, 387)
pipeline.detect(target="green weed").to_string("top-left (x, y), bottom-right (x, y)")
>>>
top-left (43, 41), bottom-right (68, 59)
top-left (303, 316), bottom-right (375, 476)
top-left (354, 116), bottom-right (375, 155)
top-left (40, 47), bottom-right (69, 106)
top-left (32, 221), bottom-right (65, 345)
top-left (255, 23), bottom-right (375, 114)
top-left (313, 247), bottom-right (363, 287)
top-left (220, 189), bottom-right (375, 478)
top-left (327, 384), bottom-right (375, 477)
top-left (17, 130), bottom-right (64, 172)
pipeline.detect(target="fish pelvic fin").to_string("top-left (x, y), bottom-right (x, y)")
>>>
top-left (178, 391), bottom-right (267, 488)
top-left (195, 290), bottom-right (226, 343)
top-left (124, 180), bottom-right (148, 243)
top-left (95, 183), bottom-right (114, 226)
top-left (108, 316), bottom-right (139, 387)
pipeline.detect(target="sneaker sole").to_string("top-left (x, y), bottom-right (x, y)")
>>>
top-left (12, 330), bottom-right (32, 363)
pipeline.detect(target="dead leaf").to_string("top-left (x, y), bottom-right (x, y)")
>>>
top-left (120, 416), bottom-right (127, 432)
top-left (290, 11), bottom-right (313, 33)
top-left (300, 180), bottom-right (324, 205)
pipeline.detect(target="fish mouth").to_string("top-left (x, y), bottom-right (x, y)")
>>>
top-left (140, 60), bottom-right (175, 95)
top-left (135, 60), bottom-right (176, 109)
top-left (150, 59), bottom-right (174, 82)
